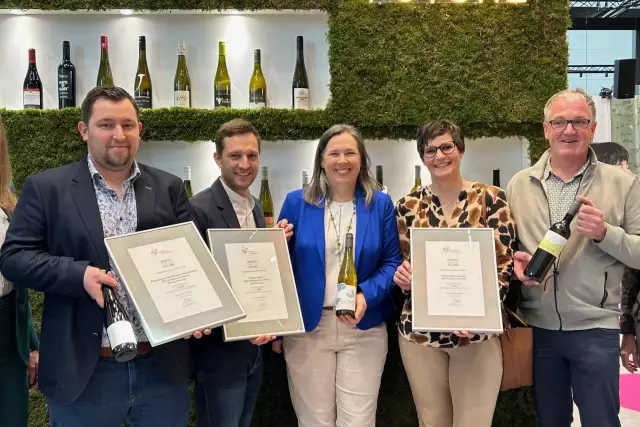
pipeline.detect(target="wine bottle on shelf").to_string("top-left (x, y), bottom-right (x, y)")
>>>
top-left (23, 48), bottom-right (43, 110)
top-left (174, 41), bottom-right (191, 107)
top-left (493, 168), bottom-right (501, 187)
top-left (97, 35), bottom-right (114, 86)
top-left (410, 165), bottom-right (422, 193)
top-left (259, 166), bottom-right (274, 228)
top-left (292, 35), bottom-right (310, 110)
top-left (335, 232), bottom-right (357, 318)
top-left (214, 41), bottom-right (231, 108)
top-left (102, 275), bottom-right (137, 363)
top-left (184, 166), bottom-right (193, 198)
top-left (57, 41), bottom-right (76, 109)
top-left (249, 49), bottom-right (267, 109)
top-left (524, 199), bottom-right (583, 283)
top-left (133, 36), bottom-right (152, 109)
top-left (376, 165), bottom-right (387, 194)
top-left (302, 170), bottom-right (309, 189)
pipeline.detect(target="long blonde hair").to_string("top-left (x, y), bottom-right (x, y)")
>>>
top-left (0, 118), bottom-right (17, 213)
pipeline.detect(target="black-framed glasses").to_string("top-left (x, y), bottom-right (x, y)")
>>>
top-left (546, 118), bottom-right (591, 130)
top-left (424, 142), bottom-right (456, 158)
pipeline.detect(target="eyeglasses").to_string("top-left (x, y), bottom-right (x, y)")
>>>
top-left (424, 142), bottom-right (456, 158)
top-left (546, 118), bottom-right (592, 130)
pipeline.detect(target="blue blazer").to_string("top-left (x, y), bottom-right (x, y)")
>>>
top-left (277, 187), bottom-right (402, 331)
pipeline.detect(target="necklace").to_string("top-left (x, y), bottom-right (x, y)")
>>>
top-left (327, 199), bottom-right (356, 258)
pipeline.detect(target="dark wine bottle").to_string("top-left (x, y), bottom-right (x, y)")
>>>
top-left (134, 36), bottom-right (152, 109)
top-left (493, 168), bottom-right (500, 187)
top-left (23, 48), bottom-right (43, 110)
top-left (58, 41), bottom-right (76, 109)
top-left (524, 199), bottom-right (583, 283)
top-left (292, 35), bottom-right (310, 109)
top-left (102, 284), bottom-right (137, 362)
top-left (184, 166), bottom-right (193, 198)
top-left (376, 165), bottom-right (384, 187)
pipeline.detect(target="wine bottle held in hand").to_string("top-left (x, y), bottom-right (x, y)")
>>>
top-left (102, 271), bottom-right (137, 362)
top-left (336, 232), bottom-right (357, 318)
top-left (524, 199), bottom-right (583, 283)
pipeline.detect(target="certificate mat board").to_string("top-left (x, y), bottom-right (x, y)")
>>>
top-left (104, 222), bottom-right (246, 346)
top-left (207, 228), bottom-right (305, 341)
top-left (410, 227), bottom-right (504, 334)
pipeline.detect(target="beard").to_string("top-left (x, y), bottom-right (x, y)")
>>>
top-left (102, 146), bottom-right (132, 170)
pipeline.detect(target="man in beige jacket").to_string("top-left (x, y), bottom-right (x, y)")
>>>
top-left (507, 88), bottom-right (640, 427)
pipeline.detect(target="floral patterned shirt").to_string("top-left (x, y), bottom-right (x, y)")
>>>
top-left (394, 182), bottom-right (516, 348)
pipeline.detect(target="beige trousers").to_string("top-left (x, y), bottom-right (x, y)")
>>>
top-left (283, 309), bottom-right (388, 427)
top-left (399, 335), bottom-right (503, 427)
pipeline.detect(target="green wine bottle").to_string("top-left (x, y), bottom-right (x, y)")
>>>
top-left (214, 41), bottom-right (231, 108)
top-left (249, 49), bottom-right (267, 109)
top-left (97, 35), bottom-right (114, 86)
top-left (259, 166), bottom-right (274, 228)
top-left (336, 232), bottom-right (357, 317)
top-left (292, 35), bottom-right (310, 109)
top-left (174, 41), bottom-right (191, 107)
top-left (133, 36), bottom-right (152, 109)
top-left (184, 166), bottom-right (193, 198)
top-left (411, 165), bottom-right (422, 193)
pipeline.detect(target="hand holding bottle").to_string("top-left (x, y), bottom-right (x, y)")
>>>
top-left (576, 196), bottom-right (607, 241)
top-left (514, 251), bottom-right (553, 286)
top-left (83, 266), bottom-right (118, 308)
top-left (337, 293), bottom-right (367, 326)
top-left (394, 261), bottom-right (412, 291)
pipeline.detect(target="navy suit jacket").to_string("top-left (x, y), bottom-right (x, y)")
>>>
top-left (190, 178), bottom-right (266, 381)
top-left (0, 159), bottom-right (192, 405)
top-left (277, 187), bottom-right (402, 331)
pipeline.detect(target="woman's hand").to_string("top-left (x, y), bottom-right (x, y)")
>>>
top-left (337, 293), bottom-right (367, 326)
top-left (394, 261), bottom-right (412, 291)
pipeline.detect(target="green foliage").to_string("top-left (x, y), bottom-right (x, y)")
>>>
top-left (0, 0), bottom-right (334, 11)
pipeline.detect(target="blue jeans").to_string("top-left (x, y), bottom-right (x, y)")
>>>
top-left (194, 343), bottom-right (263, 427)
top-left (47, 353), bottom-right (189, 427)
top-left (532, 327), bottom-right (621, 427)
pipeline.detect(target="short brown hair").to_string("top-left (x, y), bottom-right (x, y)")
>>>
top-left (214, 119), bottom-right (261, 155)
top-left (81, 85), bottom-right (139, 125)
top-left (416, 119), bottom-right (465, 158)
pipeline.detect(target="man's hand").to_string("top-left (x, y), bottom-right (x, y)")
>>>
top-left (83, 267), bottom-right (118, 308)
top-left (28, 350), bottom-right (39, 390)
top-left (183, 329), bottom-right (212, 340)
top-left (272, 340), bottom-right (283, 354)
top-left (576, 196), bottom-right (607, 242)
top-left (394, 261), bottom-right (412, 291)
top-left (513, 251), bottom-right (551, 287)
top-left (621, 334), bottom-right (638, 373)
top-left (250, 335), bottom-right (276, 345)
top-left (276, 219), bottom-right (294, 241)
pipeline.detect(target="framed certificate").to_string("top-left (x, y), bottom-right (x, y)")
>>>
top-left (409, 227), bottom-right (504, 334)
top-left (207, 228), bottom-right (305, 342)
top-left (104, 222), bottom-right (246, 346)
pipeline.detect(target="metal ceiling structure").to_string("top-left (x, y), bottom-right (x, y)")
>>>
top-left (571, 0), bottom-right (640, 29)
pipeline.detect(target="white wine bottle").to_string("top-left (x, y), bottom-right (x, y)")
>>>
top-left (101, 271), bottom-right (137, 363)
top-left (411, 165), bottom-right (422, 193)
top-left (301, 170), bottom-right (309, 189)
top-left (184, 166), bottom-right (193, 198)
top-left (336, 232), bottom-right (357, 317)
top-left (97, 36), bottom-right (114, 86)
top-left (292, 35), bottom-right (310, 109)
top-left (214, 41), bottom-right (231, 108)
top-left (259, 166), bottom-right (274, 228)
top-left (249, 49), bottom-right (267, 109)
top-left (174, 41), bottom-right (191, 107)
top-left (133, 36), bottom-right (152, 109)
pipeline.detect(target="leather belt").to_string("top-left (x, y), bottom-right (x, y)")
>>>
top-left (322, 306), bottom-right (334, 311)
top-left (100, 342), bottom-right (152, 358)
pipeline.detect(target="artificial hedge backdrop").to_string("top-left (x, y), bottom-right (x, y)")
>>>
top-left (0, 0), bottom-right (567, 425)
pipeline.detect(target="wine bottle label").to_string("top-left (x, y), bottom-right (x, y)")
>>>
top-left (23, 89), bottom-right (41, 108)
top-left (174, 91), bottom-right (190, 107)
top-left (106, 320), bottom-right (137, 349)
top-left (293, 88), bottom-right (310, 109)
top-left (58, 74), bottom-right (72, 100)
top-left (336, 282), bottom-right (356, 312)
top-left (264, 215), bottom-right (274, 228)
top-left (538, 230), bottom-right (567, 258)
top-left (134, 95), bottom-right (152, 109)
top-left (214, 90), bottom-right (231, 108)
top-left (249, 102), bottom-right (266, 109)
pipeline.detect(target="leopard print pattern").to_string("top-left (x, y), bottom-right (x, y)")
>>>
top-left (394, 182), bottom-right (516, 348)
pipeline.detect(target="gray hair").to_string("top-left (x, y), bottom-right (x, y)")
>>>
top-left (304, 124), bottom-right (379, 207)
top-left (544, 88), bottom-right (596, 121)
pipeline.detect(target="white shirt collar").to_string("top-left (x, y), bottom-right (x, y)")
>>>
top-left (220, 177), bottom-right (255, 226)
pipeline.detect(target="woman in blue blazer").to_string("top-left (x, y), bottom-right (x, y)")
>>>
top-left (275, 124), bottom-right (401, 427)
top-left (0, 118), bottom-right (39, 427)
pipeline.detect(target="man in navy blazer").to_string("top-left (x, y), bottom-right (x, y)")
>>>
top-left (0, 86), bottom-right (192, 427)
top-left (190, 119), bottom-right (292, 427)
